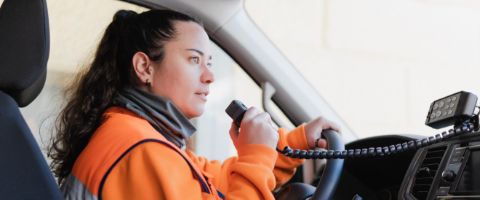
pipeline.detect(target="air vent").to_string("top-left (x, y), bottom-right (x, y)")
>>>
top-left (411, 146), bottom-right (447, 199)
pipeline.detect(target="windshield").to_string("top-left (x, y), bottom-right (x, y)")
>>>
top-left (245, 0), bottom-right (480, 138)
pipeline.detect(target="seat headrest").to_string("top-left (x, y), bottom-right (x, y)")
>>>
top-left (0, 0), bottom-right (49, 107)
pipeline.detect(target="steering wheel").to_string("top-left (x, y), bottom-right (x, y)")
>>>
top-left (274, 130), bottom-right (345, 200)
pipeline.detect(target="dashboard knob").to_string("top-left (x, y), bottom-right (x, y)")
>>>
top-left (441, 170), bottom-right (456, 182)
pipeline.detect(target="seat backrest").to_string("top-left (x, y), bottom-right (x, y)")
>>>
top-left (0, 0), bottom-right (62, 199)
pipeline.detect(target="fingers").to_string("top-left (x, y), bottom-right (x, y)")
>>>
top-left (229, 122), bottom-right (239, 138)
top-left (242, 107), bottom-right (276, 131)
top-left (313, 117), bottom-right (341, 133)
top-left (241, 107), bottom-right (262, 127)
top-left (325, 122), bottom-right (340, 133)
top-left (305, 117), bottom-right (341, 149)
top-left (255, 112), bottom-right (278, 131)
top-left (255, 112), bottom-right (272, 124)
top-left (229, 122), bottom-right (239, 148)
top-left (316, 138), bottom-right (327, 149)
top-left (235, 107), bottom-right (278, 149)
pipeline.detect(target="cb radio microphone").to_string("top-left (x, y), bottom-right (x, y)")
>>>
top-left (225, 100), bottom-right (248, 127)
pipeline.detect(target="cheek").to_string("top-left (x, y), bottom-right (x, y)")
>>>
top-left (152, 67), bottom-right (203, 117)
top-left (179, 73), bottom-right (207, 118)
top-left (151, 72), bottom-right (176, 96)
top-left (173, 71), bottom-right (198, 99)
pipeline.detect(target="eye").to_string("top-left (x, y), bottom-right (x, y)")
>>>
top-left (190, 56), bottom-right (200, 64)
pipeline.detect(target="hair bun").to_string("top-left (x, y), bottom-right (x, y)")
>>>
top-left (113, 10), bottom-right (138, 21)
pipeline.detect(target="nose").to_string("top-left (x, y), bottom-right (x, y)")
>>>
top-left (201, 65), bottom-right (214, 84)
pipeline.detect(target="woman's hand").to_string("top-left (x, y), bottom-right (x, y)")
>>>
top-left (305, 117), bottom-right (340, 149)
top-left (229, 107), bottom-right (279, 150)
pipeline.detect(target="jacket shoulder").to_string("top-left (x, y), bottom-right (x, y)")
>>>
top-left (71, 107), bottom-right (166, 196)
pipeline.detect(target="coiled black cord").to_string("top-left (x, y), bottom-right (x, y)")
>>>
top-left (277, 122), bottom-right (476, 159)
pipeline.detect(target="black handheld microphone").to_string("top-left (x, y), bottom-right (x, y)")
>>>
top-left (225, 100), bottom-right (248, 127)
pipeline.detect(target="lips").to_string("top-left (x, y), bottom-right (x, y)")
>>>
top-left (195, 92), bottom-right (209, 101)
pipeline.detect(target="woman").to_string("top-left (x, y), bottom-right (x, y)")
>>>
top-left (49, 9), bottom-right (339, 200)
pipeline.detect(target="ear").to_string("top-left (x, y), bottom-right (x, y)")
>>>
top-left (132, 51), bottom-right (154, 84)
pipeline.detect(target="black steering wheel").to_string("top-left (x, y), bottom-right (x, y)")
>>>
top-left (274, 130), bottom-right (345, 200)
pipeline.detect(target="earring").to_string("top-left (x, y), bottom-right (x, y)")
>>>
top-left (145, 79), bottom-right (151, 87)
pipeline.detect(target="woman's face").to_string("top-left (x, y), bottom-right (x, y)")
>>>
top-left (150, 21), bottom-right (214, 119)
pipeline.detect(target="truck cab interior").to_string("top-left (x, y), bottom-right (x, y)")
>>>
top-left (1, 0), bottom-right (479, 199)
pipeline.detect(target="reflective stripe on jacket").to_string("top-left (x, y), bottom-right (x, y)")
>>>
top-left (62, 107), bottom-right (308, 199)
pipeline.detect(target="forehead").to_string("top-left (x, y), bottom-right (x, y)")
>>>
top-left (170, 21), bottom-right (211, 54)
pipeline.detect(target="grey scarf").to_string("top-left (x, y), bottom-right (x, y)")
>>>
top-left (113, 87), bottom-right (196, 148)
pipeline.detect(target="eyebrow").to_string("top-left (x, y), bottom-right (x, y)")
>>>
top-left (186, 48), bottom-right (212, 60)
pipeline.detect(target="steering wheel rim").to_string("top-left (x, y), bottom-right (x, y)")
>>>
top-left (310, 130), bottom-right (345, 200)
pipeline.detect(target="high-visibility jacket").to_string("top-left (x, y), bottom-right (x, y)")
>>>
top-left (62, 107), bottom-right (308, 200)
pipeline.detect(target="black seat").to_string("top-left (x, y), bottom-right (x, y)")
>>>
top-left (0, 0), bottom-right (62, 199)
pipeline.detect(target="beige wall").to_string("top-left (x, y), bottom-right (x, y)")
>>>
top-left (47, 1), bottom-right (147, 73)
top-left (246, 0), bottom-right (480, 137)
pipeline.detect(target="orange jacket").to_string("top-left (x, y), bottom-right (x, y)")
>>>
top-left (62, 107), bottom-right (309, 200)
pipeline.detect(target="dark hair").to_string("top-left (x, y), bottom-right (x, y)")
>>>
top-left (48, 9), bottom-right (201, 185)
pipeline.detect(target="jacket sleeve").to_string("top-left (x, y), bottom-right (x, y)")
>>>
top-left (274, 124), bottom-right (308, 187)
top-left (187, 144), bottom-right (278, 199)
top-left (187, 124), bottom-right (309, 197)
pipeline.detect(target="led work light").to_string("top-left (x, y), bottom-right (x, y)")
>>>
top-left (426, 91), bottom-right (478, 129)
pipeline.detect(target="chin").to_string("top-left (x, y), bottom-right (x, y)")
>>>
top-left (185, 107), bottom-right (204, 119)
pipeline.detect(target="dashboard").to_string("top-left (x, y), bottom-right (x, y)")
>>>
top-left (400, 132), bottom-right (480, 200)
top-left (328, 132), bottom-right (480, 200)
